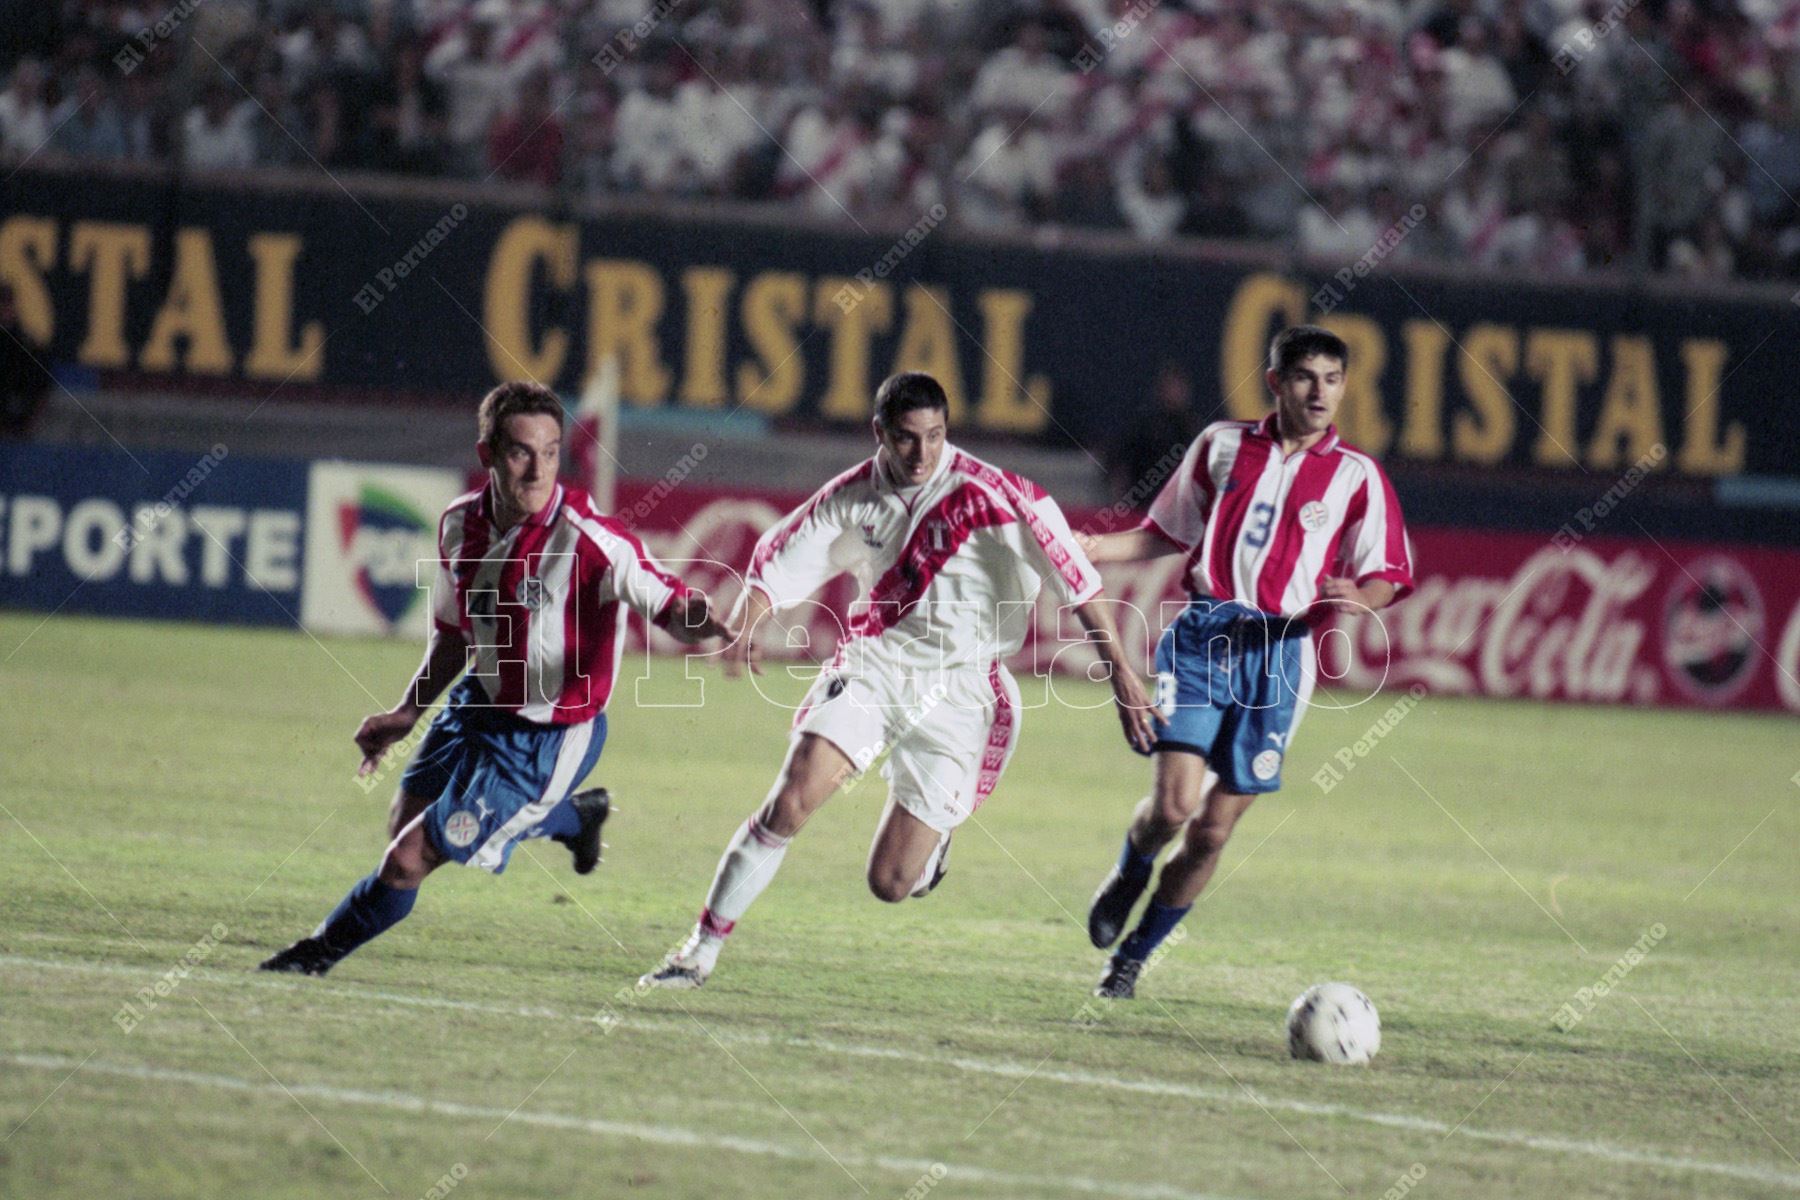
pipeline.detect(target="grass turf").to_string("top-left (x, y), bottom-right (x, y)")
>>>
top-left (1, 612), bottom-right (1796, 1199)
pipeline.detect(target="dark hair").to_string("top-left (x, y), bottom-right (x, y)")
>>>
top-left (478, 380), bottom-right (564, 452)
top-left (874, 372), bottom-right (949, 429)
top-left (1268, 325), bottom-right (1349, 375)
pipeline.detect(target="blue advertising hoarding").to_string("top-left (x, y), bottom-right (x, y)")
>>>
top-left (0, 442), bottom-right (308, 626)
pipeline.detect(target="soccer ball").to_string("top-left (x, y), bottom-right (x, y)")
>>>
top-left (1286, 982), bottom-right (1381, 1064)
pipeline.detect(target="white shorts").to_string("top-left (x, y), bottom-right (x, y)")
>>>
top-left (792, 658), bottom-right (1023, 835)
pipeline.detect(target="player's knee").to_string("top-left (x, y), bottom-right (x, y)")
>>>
top-left (1190, 820), bottom-right (1234, 858)
top-left (377, 849), bottom-right (426, 889)
top-left (378, 828), bottom-right (434, 888)
top-left (866, 866), bottom-right (911, 904)
top-left (1152, 787), bottom-right (1201, 831)
top-left (1193, 796), bottom-right (1252, 856)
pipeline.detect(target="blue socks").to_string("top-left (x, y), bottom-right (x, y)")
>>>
top-left (1119, 900), bottom-right (1191, 962)
top-left (314, 873), bottom-right (417, 959)
top-left (535, 797), bottom-right (584, 840)
top-left (1117, 833), bottom-right (1156, 883)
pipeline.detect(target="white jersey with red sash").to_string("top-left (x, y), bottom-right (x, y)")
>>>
top-left (743, 445), bottom-right (1103, 833)
top-left (745, 445), bottom-right (1103, 672)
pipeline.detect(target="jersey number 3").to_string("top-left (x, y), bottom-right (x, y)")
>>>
top-left (1244, 501), bottom-right (1276, 549)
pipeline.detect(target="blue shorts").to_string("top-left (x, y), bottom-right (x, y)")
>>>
top-left (401, 678), bottom-right (608, 873)
top-left (1151, 598), bottom-right (1314, 794)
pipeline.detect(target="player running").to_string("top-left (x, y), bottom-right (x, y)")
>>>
top-left (260, 381), bottom-right (729, 975)
top-left (1082, 326), bottom-right (1414, 999)
top-left (639, 372), bottom-right (1158, 989)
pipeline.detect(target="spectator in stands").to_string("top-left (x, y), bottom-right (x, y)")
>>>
top-left (10, 0), bottom-right (1796, 283)
top-left (956, 107), bottom-right (1054, 230)
top-left (1634, 87), bottom-right (1726, 267)
top-left (49, 68), bottom-right (128, 162)
top-left (181, 82), bottom-right (257, 171)
top-left (1298, 184), bottom-right (1381, 261)
top-left (1740, 88), bottom-right (1800, 229)
top-left (277, 5), bottom-right (377, 90)
top-left (0, 60), bottom-right (51, 166)
top-left (366, 38), bottom-right (447, 176)
top-left (488, 69), bottom-right (563, 186)
top-left (298, 76), bottom-right (347, 168)
top-left (427, 4), bottom-right (517, 177)
top-left (779, 90), bottom-right (878, 216)
top-left (1051, 154), bottom-right (1126, 230)
top-left (565, 58), bottom-right (618, 197)
top-left (1667, 215), bottom-right (1736, 279)
top-left (118, 70), bottom-right (163, 162)
top-left (676, 42), bottom-right (765, 196)
top-left (246, 69), bottom-right (305, 168)
top-left (612, 57), bottom-right (691, 195)
top-left (971, 22), bottom-right (1071, 118)
top-left (1116, 151), bottom-right (1185, 241)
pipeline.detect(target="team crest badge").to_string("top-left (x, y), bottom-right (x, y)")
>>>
top-left (517, 576), bottom-right (547, 610)
top-left (444, 810), bottom-right (480, 847)
top-left (1299, 502), bottom-right (1329, 532)
top-left (1251, 749), bottom-right (1282, 781)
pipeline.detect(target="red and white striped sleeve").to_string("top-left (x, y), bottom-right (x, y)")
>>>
top-left (432, 498), bottom-right (473, 637)
top-left (746, 461), bottom-right (869, 611)
top-left (595, 523), bottom-right (689, 622)
top-left (1338, 460), bottom-right (1415, 602)
top-left (1142, 427), bottom-right (1216, 551)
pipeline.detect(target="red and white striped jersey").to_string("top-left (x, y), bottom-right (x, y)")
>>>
top-left (1145, 414), bottom-right (1414, 617)
top-left (747, 446), bottom-right (1103, 671)
top-left (432, 483), bottom-right (689, 724)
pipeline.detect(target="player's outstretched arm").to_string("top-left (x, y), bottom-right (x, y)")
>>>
top-left (354, 625), bottom-right (469, 776)
top-left (722, 584), bottom-right (774, 677)
top-left (1079, 527), bottom-right (1182, 565)
top-left (659, 590), bottom-right (734, 646)
top-left (1072, 597), bottom-right (1162, 754)
top-left (1317, 577), bottom-right (1397, 616)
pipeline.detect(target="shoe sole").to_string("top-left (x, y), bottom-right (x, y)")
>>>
top-left (637, 970), bottom-right (705, 990)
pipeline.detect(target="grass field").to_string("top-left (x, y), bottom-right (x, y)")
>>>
top-left (2, 611), bottom-right (1797, 1200)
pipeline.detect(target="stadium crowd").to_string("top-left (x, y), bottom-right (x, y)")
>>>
top-left (5, 0), bottom-right (1799, 281)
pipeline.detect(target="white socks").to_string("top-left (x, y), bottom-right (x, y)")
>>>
top-left (684, 814), bottom-right (792, 969)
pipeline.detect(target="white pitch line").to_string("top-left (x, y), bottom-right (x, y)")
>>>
top-left (8, 953), bottom-right (1798, 1190)
top-left (1, 1053), bottom-right (1246, 1200)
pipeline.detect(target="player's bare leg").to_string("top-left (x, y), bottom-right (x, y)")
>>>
top-left (1088, 750), bottom-right (1209, 948)
top-left (260, 814), bottom-right (445, 975)
top-left (377, 814), bottom-right (446, 888)
top-left (640, 733), bottom-right (855, 988)
top-left (1088, 750), bottom-right (1217, 998)
top-left (1093, 772), bottom-right (1255, 999)
top-left (386, 790), bottom-right (434, 842)
top-left (1145, 785), bottom-right (1256, 908)
top-left (866, 799), bottom-right (948, 902)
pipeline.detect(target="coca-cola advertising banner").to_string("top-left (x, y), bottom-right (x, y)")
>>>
top-left (616, 478), bottom-right (1800, 716)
